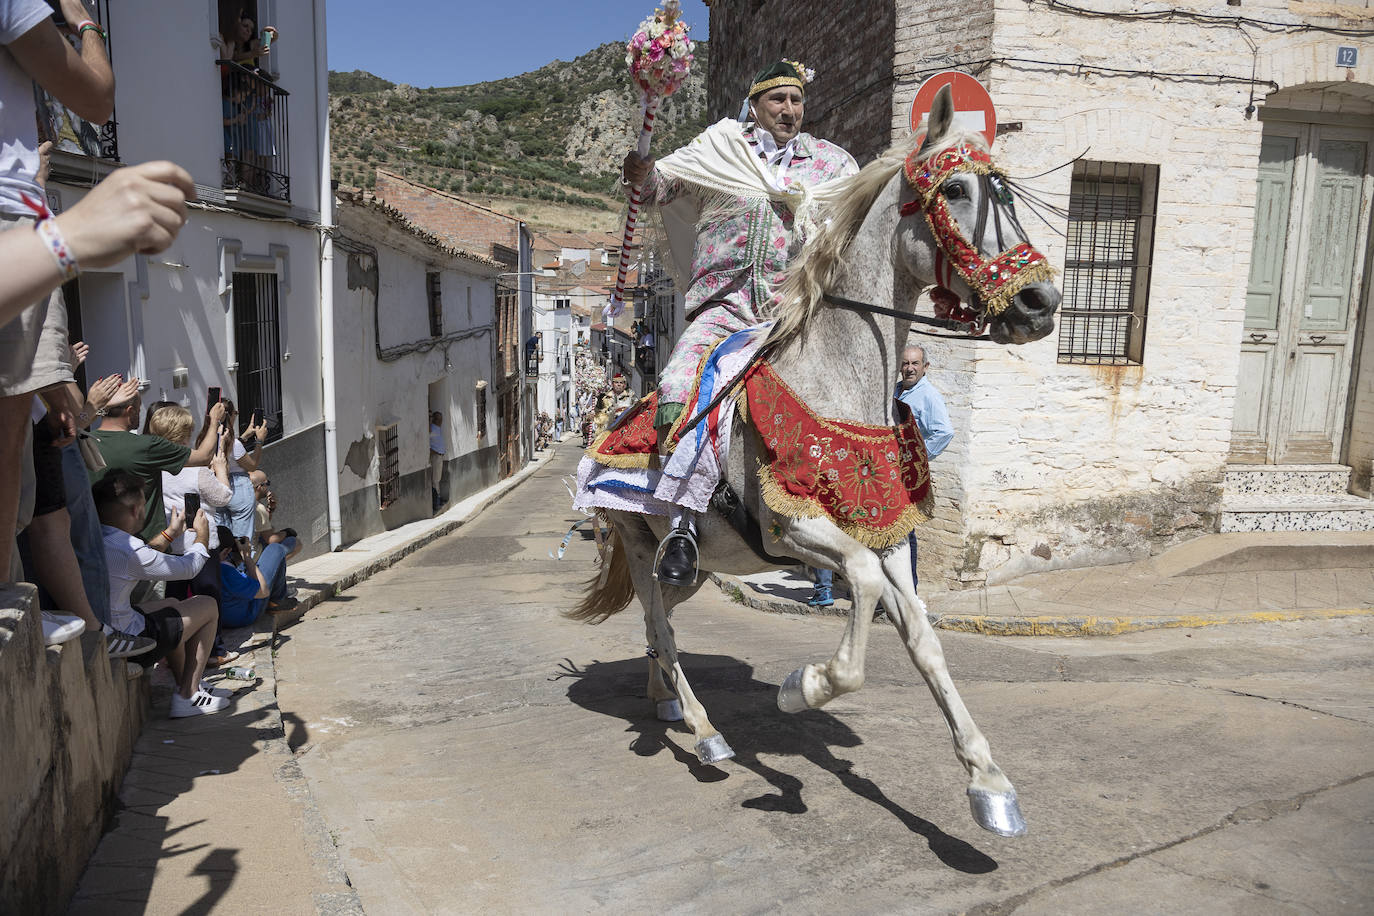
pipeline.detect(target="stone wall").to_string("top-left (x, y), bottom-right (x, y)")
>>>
top-left (707, 0), bottom-right (896, 164)
top-left (0, 585), bottom-right (148, 914)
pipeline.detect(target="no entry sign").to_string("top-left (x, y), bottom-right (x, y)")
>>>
top-left (909, 71), bottom-right (998, 148)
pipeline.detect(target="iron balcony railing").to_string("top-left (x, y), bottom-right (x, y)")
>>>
top-left (218, 61), bottom-right (290, 202)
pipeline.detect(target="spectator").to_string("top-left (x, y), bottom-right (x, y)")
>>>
top-left (429, 410), bottom-right (445, 512)
top-left (806, 567), bottom-right (835, 608)
top-left (94, 470), bottom-right (230, 718)
top-left (216, 524), bottom-right (297, 629)
top-left (150, 403), bottom-right (232, 579)
top-left (1, 0), bottom-right (115, 584)
top-left (90, 388), bottom-right (224, 544)
top-left (22, 391), bottom-right (155, 657)
top-left (249, 469), bottom-right (299, 559)
top-left (211, 399), bottom-right (266, 540)
top-left (894, 344), bottom-right (952, 592)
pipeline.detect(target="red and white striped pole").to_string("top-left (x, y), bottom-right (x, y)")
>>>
top-left (606, 94), bottom-right (660, 321)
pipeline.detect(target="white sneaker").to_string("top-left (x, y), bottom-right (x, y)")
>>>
top-left (169, 688), bottom-right (231, 718)
top-left (102, 624), bottom-right (157, 659)
top-left (200, 680), bottom-right (235, 699)
top-left (41, 612), bottom-right (85, 646)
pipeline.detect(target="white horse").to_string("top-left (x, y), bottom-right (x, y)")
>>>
top-left (568, 87), bottom-right (1059, 838)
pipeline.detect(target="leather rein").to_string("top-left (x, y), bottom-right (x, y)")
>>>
top-left (821, 292), bottom-right (992, 341)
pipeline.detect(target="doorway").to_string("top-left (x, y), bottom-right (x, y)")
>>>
top-left (1233, 118), bottom-right (1374, 465)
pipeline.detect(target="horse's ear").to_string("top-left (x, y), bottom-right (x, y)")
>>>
top-left (920, 84), bottom-right (955, 154)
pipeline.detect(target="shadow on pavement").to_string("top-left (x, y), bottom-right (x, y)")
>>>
top-left (557, 653), bottom-right (997, 874)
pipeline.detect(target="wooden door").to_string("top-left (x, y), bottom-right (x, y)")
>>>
top-left (1234, 123), bottom-right (1373, 464)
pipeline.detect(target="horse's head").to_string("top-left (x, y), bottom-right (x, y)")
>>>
top-left (896, 85), bottom-right (1059, 344)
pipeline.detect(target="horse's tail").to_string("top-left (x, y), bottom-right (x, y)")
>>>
top-left (565, 526), bottom-right (636, 624)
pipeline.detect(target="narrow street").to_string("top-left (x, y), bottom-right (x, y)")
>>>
top-left (275, 443), bottom-right (1374, 914)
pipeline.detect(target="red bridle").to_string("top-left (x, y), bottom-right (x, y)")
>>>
top-left (899, 144), bottom-right (1054, 319)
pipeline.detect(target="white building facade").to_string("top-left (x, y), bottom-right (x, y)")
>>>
top-left (49, 0), bottom-right (335, 557)
top-left (331, 197), bottom-right (504, 539)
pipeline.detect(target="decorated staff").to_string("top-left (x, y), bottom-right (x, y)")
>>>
top-left (605, 0), bottom-right (695, 322)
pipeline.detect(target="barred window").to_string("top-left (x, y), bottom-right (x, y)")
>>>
top-left (376, 424), bottom-right (399, 509)
top-left (232, 272), bottom-right (283, 443)
top-left (1057, 161), bottom-right (1158, 365)
top-left (427, 271), bottom-right (442, 337)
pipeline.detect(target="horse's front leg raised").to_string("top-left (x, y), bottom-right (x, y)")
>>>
top-left (776, 522), bottom-right (884, 713)
top-left (880, 547), bottom-right (1027, 837)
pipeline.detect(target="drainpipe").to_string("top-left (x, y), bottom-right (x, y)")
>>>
top-left (315, 0), bottom-right (343, 550)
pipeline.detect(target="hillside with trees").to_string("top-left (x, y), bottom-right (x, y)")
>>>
top-left (329, 41), bottom-right (709, 232)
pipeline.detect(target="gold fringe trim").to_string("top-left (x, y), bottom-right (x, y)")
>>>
top-left (758, 465), bottom-right (933, 550)
top-left (982, 260), bottom-right (1059, 316)
top-left (584, 425), bottom-right (655, 470)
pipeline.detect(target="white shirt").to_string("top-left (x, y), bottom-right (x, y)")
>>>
top-left (162, 466), bottom-right (233, 553)
top-left (0, 0), bottom-right (51, 215)
top-left (101, 525), bottom-right (208, 634)
top-left (750, 128), bottom-right (797, 190)
top-left (429, 423), bottom-right (445, 456)
top-left (230, 438), bottom-right (250, 476)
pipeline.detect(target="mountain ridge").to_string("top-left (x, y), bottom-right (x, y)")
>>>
top-left (329, 41), bottom-right (710, 232)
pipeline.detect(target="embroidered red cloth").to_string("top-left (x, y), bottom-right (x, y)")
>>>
top-left (586, 360), bottom-right (935, 548)
top-left (741, 362), bottom-right (933, 549)
top-left (587, 392), bottom-right (661, 469)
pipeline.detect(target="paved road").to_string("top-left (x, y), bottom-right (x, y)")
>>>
top-left (276, 445), bottom-right (1374, 914)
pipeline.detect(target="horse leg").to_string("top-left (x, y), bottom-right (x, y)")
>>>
top-left (644, 623), bottom-right (682, 722)
top-left (623, 525), bottom-right (733, 764)
top-left (879, 544), bottom-right (1027, 837)
top-left (775, 520), bottom-right (885, 713)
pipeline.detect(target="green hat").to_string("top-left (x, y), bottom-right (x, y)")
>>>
top-left (748, 59), bottom-right (813, 99)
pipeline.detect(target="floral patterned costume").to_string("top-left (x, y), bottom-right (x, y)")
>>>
top-left (642, 123), bottom-right (857, 427)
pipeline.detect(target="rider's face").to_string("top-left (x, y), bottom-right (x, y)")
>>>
top-left (751, 88), bottom-right (804, 144)
top-left (612, 379), bottom-right (626, 393)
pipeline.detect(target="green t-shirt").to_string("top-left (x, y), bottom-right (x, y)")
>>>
top-left (89, 430), bottom-right (192, 542)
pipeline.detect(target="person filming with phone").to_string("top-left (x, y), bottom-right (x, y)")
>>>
top-left (215, 525), bottom-right (294, 628)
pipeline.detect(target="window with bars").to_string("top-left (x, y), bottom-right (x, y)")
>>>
top-left (232, 272), bottom-right (283, 443)
top-left (427, 271), bottom-right (442, 336)
top-left (375, 424), bottom-right (399, 509)
top-left (1057, 161), bottom-right (1158, 365)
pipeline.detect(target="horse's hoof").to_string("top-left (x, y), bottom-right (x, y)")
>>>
top-left (776, 667), bottom-right (809, 713)
top-left (967, 788), bottom-right (1028, 837)
top-left (695, 734), bottom-right (734, 764)
top-left (656, 698), bottom-right (683, 721)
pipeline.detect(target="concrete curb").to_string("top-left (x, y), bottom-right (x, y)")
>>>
top-left (710, 573), bottom-right (1374, 637)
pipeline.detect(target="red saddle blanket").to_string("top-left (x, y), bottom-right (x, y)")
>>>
top-left (587, 361), bottom-right (934, 549)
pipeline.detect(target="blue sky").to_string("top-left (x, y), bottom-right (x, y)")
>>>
top-left (326, 0), bottom-right (712, 89)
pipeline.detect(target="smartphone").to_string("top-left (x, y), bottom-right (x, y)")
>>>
top-left (183, 492), bottom-right (201, 522)
top-left (250, 407), bottom-right (264, 428)
top-left (207, 386), bottom-right (222, 415)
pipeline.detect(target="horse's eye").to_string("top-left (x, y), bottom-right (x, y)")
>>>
top-left (943, 183), bottom-right (966, 200)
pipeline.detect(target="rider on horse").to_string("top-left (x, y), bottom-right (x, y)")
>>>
top-left (621, 58), bottom-right (858, 587)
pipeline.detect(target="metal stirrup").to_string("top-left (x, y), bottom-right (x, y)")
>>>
top-left (651, 526), bottom-right (698, 586)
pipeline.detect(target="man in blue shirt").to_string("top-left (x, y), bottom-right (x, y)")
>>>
top-left (894, 344), bottom-right (952, 591)
top-left (216, 525), bottom-right (296, 629)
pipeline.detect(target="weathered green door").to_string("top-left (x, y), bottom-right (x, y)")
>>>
top-left (1234, 122), bottom-right (1373, 464)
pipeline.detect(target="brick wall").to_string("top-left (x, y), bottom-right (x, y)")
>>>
top-left (707, 0), bottom-right (895, 164)
top-left (373, 169), bottom-right (520, 265)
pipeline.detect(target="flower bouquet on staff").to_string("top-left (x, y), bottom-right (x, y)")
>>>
top-left (606, 1), bottom-right (694, 323)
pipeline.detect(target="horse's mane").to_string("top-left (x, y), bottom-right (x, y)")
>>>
top-left (768, 127), bottom-right (992, 345)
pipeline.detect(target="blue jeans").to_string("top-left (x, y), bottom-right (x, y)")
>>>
top-left (62, 440), bottom-right (110, 624)
top-left (219, 537), bottom-right (295, 629)
top-left (811, 567), bottom-right (833, 589)
top-left (220, 473), bottom-right (256, 540)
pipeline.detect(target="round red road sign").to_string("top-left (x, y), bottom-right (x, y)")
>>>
top-left (909, 71), bottom-right (998, 148)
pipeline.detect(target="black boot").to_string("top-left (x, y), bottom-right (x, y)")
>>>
top-left (656, 527), bottom-right (698, 587)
